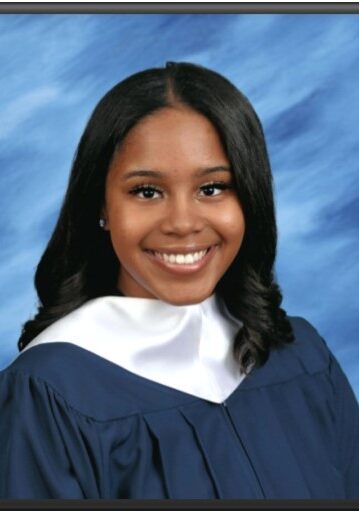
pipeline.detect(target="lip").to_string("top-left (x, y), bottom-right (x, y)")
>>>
top-left (144, 244), bottom-right (219, 275)
top-left (146, 245), bottom-right (215, 254)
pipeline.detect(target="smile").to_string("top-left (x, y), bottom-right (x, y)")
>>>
top-left (152, 248), bottom-right (209, 265)
top-left (144, 246), bottom-right (218, 274)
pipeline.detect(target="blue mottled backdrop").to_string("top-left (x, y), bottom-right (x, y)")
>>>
top-left (0, 14), bottom-right (358, 398)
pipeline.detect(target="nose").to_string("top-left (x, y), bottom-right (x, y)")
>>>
top-left (160, 194), bottom-right (205, 236)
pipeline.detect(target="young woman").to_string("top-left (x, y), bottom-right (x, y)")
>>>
top-left (0, 62), bottom-right (358, 499)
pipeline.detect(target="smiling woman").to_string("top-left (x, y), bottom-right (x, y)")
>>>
top-left (0, 62), bottom-right (358, 499)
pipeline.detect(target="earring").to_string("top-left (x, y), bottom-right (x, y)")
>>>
top-left (99, 218), bottom-right (106, 229)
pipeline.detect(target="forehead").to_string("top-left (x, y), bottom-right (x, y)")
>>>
top-left (109, 106), bottom-right (229, 176)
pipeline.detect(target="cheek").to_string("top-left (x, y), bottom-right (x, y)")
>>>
top-left (107, 203), bottom-right (155, 249)
top-left (214, 202), bottom-right (245, 244)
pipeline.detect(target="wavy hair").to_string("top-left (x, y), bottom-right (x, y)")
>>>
top-left (18, 62), bottom-right (294, 371)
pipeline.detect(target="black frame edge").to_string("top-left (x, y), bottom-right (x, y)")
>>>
top-left (0, 3), bottom-right (359, 14)
top-left (1, 499), bottom-right (359, 510)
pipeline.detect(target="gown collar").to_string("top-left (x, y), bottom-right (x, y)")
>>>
top-left (23, 294), bottom-right (245, 403)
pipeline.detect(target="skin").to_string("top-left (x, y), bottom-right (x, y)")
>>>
top-left (103, 105), bottom-right (245, 305)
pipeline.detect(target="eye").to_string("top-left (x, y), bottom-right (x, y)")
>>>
top-left (199, 181), bottom-right (233, 197)
top-left (129, 184), bottom-right (163, 200)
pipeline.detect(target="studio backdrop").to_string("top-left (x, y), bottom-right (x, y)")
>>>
top-left (0, 13), bottom-right (358, 398)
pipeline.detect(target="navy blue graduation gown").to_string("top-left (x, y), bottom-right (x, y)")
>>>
top-left (0, 316), bottom-right (358, 499)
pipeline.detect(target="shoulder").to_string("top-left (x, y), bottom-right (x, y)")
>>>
top-left (1, 344), bottom-right (116, 420)
top-left (286, 315), bottom-right (331, 373)
top-left (1, 342), bottom-right (193, 421)
top-left (241, 315), bottom-right (332, 390)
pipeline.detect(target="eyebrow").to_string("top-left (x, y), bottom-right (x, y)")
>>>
top-left (122, 165), bottom-right (232, 180)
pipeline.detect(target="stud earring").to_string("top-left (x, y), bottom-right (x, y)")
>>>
top-left (99, 218), bottom-right (106, 229)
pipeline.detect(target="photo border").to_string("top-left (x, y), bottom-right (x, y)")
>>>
top-left (0, 1), bottom-right (358, 510)
top-left (0, 2), bottom-right (358, 13)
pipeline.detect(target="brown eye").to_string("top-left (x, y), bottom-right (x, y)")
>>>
top-left (129, 185), bottom-right (162, 199)
top-left (202, 185), bottom-right (216, 196)
top-left (199, 182), bottom-right (233, 197)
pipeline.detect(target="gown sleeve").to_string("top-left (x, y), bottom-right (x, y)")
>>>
top-left (0, 368), bottom-right (100, 499)
top-left (328, 349), bottom-right (359, 498)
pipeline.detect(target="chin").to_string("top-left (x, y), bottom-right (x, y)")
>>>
top-left (158, 287), bottom-right (215, 306)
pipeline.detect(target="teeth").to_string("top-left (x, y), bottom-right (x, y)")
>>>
top-left (153, 249), bottom-right (209, 265)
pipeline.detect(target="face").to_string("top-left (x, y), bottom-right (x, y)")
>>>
top-left (103, 106), bottom-right (245, 305)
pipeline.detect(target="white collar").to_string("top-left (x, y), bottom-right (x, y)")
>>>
top-left (23, 294), bottom-right (245, 403)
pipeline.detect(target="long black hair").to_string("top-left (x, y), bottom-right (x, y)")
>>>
top-left (18, 62), bottom-right (293, 371)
